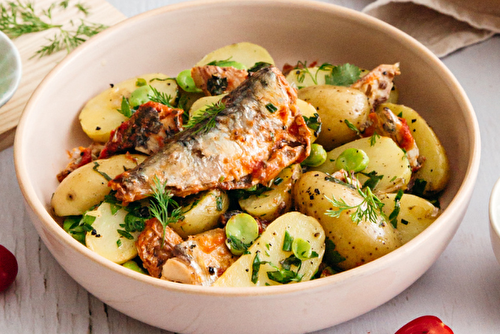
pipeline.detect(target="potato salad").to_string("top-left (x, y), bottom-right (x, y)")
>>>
top-left (52, 42), bottom-right (449, 287)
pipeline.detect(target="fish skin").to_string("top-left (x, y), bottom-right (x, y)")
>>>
top-left (191, 65), bottom-right (248, 96)
top-left (110, 66), bottom-right (311, 202)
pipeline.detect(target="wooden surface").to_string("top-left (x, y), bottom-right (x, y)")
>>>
top-left (1, 0), bottom-right (500, 333)
top-left (0, 0), bottom-right (125, 149)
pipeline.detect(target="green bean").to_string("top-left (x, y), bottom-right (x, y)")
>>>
top-left (335, 148), bottom-right (369, 172)
top-left (129, 85), bottom-right (152, 108)
top-left (302, 143), bottom-right (327, 167)
top-left (176, 69), bottom-right (202, 93)
top-left (225, 213), bottom-right (259, 255)
top-left (123, 260), bottom-right (147, 274)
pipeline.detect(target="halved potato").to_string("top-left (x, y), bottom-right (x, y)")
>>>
top-left (298, 85), bottom-right (371, 151)
top-left (311, 137), bottom-right (412, 194)
top-left (52, 154), bottom-right (146, 216)
top-left (195, 42), bottom-right (274, 69)
top-left (79, 73), bottom-right (178, 142)
top-left (379, 193), bottom-right (439, 244)
top-left (239, 164), bottom-right (302, 221)
top-left (286, 66), bottom-right (398, 103)
top-left (293, 171), bottom-right (402, 270)
top-left (169, 189), bottom-right (230, 238)
top-left (213, 212), bottom-right (325, 287)
top-left (85, 202), bottom-right (140, 264)
top-left (379, 103), bottom-right (450, 194)
top-left (297, 99), bottom-right (320, 143)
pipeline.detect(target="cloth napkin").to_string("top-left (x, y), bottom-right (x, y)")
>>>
top-left (362, 0), bottom-right (500, 57)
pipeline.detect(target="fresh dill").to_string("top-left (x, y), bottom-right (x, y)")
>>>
top-left (149, 176), bottom-right (184, 244)
top-left (184, 101), bottom-right (225, 134)
top-left (0, 1), bottom-right (107, 58)
top-left (344, 119), bottom-right (360, 136)
top-left (325, 186), bottom-right (386, 225)
top-left (147, 85), bottom-right (173, 107)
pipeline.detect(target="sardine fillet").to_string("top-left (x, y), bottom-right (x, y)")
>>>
top-left (110, 66), bottom-right (311, 202)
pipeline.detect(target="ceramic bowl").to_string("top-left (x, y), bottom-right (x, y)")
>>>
top-left (0, 30), bottom-right (22, 108)
top-left (489, 179), bottom-right (500, 265)
top-left (14, 0), bottom-right (480, 333)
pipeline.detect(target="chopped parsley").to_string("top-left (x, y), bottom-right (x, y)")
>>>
top-left (325, 63), bottom-right (361, 86)
top-left (92, 162), bottom-right (112, 181)
top-left (118, 96), bottom-right (133, 118)
top-left (389, 189), bottom-right (404, 228)
top-left (265, 103), bottom-right (277, 113)
top-left (303, 113), bottom-right (322, 137)
top-left (282, 230), bottom-right (293, 252)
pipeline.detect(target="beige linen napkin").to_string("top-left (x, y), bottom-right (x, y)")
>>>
top-left (363, 0), bottom-right (500, 57)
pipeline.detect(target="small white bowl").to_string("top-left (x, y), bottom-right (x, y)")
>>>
top-left (0, 31), bottom-right (22, 108)
top-left (14, 0), bottom-right (480, 333)
top-left (489, 179), bottom-right (500, 265)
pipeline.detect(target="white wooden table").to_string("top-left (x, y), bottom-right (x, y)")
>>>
top-left (1, 1), bottom-right (500, 333)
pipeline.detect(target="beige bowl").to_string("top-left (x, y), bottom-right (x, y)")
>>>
top-left (14, 0), bottom-right (480, 333)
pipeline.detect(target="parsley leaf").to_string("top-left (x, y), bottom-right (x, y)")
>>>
top-left (389, 189), bottom-right (404, 228)
top-left (325, 63), bottom-right (361, 86)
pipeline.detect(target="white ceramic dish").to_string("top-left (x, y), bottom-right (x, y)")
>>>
top-left (0, 30), bottom-right (22, 108)
top-left (489, 179), bottom-right (500, 265)
top-left (14, 0), bottom-right (480, 333)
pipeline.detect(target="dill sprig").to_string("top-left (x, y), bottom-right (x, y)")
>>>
top-left (184, 101), bottom-right (225, 134)
top-left (0, 0), bottom-right (107, 58)
top-left (0, 1), bottom-right (61, 38)
top-left (32, 20), bottom-right (106, 58)
top-left (325, 186), bottom-right (386, 225)
top-left (148, 86), bottom-right (173, 107)
top-left (149, 176), bottom-right (184, 244)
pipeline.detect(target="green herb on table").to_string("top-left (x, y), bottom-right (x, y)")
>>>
top-left (0, 0), bottom-right (107, 58)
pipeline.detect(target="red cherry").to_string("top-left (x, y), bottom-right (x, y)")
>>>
top-left (0, 245), bottom-right (18, 292)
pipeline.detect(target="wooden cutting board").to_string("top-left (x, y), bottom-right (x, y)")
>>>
top-left (0, 0), bottom-right (126, 151)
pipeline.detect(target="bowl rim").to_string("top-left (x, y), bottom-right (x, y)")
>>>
top-left (0, 30), bottom-right (22, 108)
top-left (489, 179), bottom-right (500, 241)
top-left (14, 0), bottom-right (481, 297)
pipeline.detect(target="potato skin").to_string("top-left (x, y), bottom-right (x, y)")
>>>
top-left (379, 193), bottom-right (439, 244)
top-left (169, 189), bottom-right (229, 238)
top-left (195, 42), bottom-right (274, 69)
top-left (312, 137), bottom-right (412, 194)
top-left (52, 154), bottom-right (146, 216)
top-left (379, 103), bottom-right (450, 194)
top-left (213, 212), bottom-right (325, 287)
top-left (298, 85), bottom-right (370, 151)
top-left (293, 171), bottom-right (402, 270)
top-left (239, 164), bottom-right (302, 221)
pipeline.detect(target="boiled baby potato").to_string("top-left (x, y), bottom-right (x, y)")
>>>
top-left (293, 171), bottom-right (402, 270)
top-left (379, 193), bottom-right (439, 244)
top-left (189, 94), bottom-right (225, 119)
top-left (239, 164), bottom-right (302, 221)
top-left (379, 103), bottom-right (450, 194)
top-left (298, 85), bottom-right (371, 151)
top-left (312, 137), bottom-right (412, 194)
top-left (297, 99), bottom-right (320, 143)
top-left (85, 202), bottom-right (140, 264)
top-left (286, 66), bottom-right (399, 103)
top-left (195, 42), bottom-right (275, 69)
top-left (213, 212), bottom-right (325, 287)
top-left (169, 189), bottom-right (230, 238)
top-left (52, 154), bottom-right (146, 217)
top-left (79, 73), bottom-right (178, 142)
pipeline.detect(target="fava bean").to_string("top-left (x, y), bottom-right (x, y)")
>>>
top-left (302, 143), bottom-right (327, 167)
top-left (123, 260), bottom-right (147, 274)
top-left (335, 148), bottom-right (369, 172)
top-left (292, 238), bottom-right (313, 260)
top-left (129, 85), bottom-right (153, 108)
top-left (176, 69), bottom-right (202, 93)
top-left (225, 213), bottom-right (259, 255)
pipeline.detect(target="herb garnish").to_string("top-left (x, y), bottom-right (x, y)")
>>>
top-left (232, 184), bottom-right (273, 200)
top-left (389, 189), bottom-right (404, 228)
top-left (148, 86), bottom-right (173, 107)
top-left (282, 230), bottom-right (293, 252)
top-left (265, 103), bottom-right (277, 113)
top-left (345, 119), bottom-right (360, 136)
top-left (251, 251), bottom-right (268, 283)
top-left (370, 132), bottom-right (380, 146)
top-left (149, 176), bottom-right (184, 244)
top-left (117, 96), bottom-right (133, 117)
top-left (324, 63), bottom-right (361, 86)
top-left (360, 171), bottom-right (384, 190)
top-left (92, 162), bottom-right (112, 181)
top-left (184, 101), bottom-right (225, 134)
top-left (325, 186), bottom-right (386, 225)
top-left (303, 113), bottom-right (322, 137)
